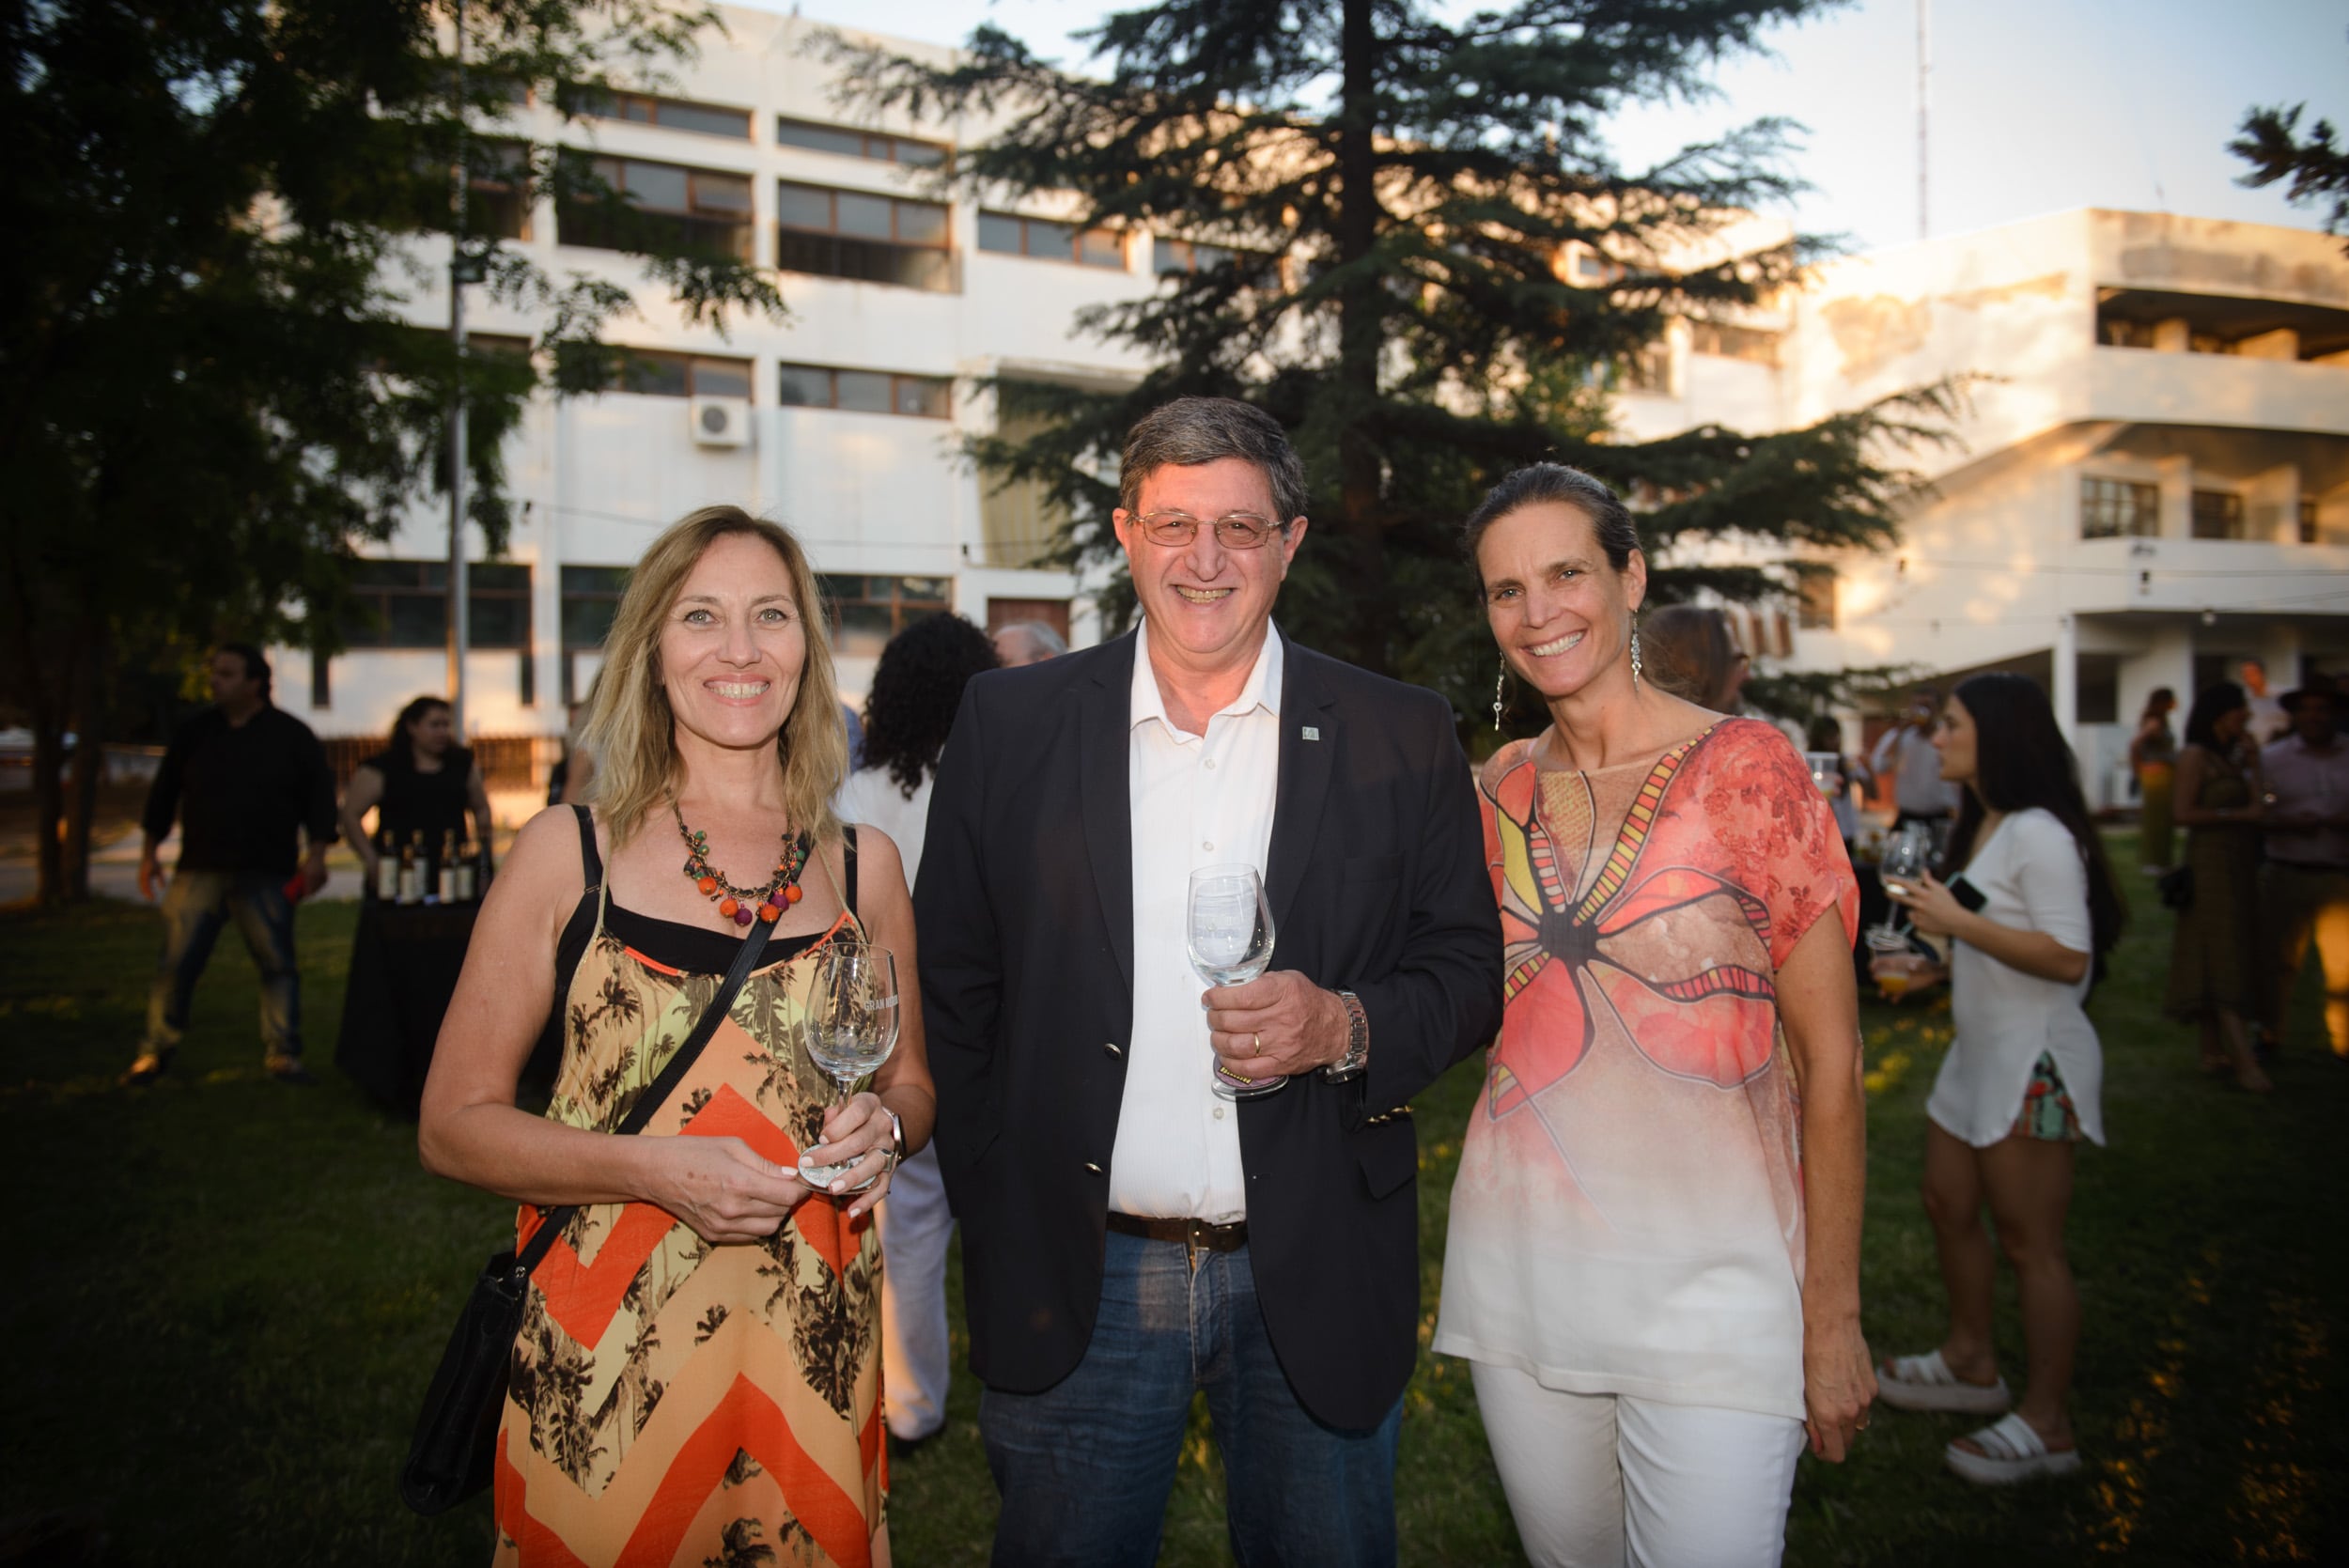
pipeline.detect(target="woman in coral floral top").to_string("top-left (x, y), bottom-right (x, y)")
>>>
top-left (1433, 465), bottom-right (1875, 1568)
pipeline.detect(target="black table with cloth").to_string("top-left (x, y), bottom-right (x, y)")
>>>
top-left (334, 896), bottom-right (562, 1115)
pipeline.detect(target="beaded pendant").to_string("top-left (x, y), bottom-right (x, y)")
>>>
top-left (674, 804), bottom-right (811, 926)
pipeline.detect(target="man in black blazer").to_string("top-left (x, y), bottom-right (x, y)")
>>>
top-left (915, 397), bottom-right (1501, 1566)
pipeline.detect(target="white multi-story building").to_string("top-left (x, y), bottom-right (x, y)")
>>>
top-left (1738, 209), bottom-right (2348, 804)
top-left (294, 8), bottom-right (2349, 819)
top-left (298, 8), bottom-right (1161, 768)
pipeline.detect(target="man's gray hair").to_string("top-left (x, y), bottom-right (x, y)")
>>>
top-left (1118, 396), bottom-right (1309, 523)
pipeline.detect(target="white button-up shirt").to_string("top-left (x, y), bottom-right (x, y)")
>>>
top-left (1109, 617), bottom-right (1284, 1222)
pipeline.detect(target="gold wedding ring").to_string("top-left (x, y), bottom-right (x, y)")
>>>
top-left (1252, 1032), bottom-right (1261, 1052)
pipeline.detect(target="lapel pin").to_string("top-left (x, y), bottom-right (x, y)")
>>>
top-left (1301, 726), bottom-right (1320, 741)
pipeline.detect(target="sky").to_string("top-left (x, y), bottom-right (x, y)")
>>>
top-left (732, 0), bottom-right (2343, 255)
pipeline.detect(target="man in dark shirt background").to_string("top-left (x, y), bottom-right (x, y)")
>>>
top-left (123, 644), bottom-right (336, 1087)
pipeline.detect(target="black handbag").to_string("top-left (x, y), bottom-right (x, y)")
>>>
top-left (398, 908), bottom-right (780, 1515)
top-left (2157, 863), bottom-right (2194, 911)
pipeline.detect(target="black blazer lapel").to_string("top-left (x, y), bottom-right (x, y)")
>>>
top-left (1079, 631), bottom-right (1138, 1001)
top-left (1266, 630), bottom-right (1337, 937)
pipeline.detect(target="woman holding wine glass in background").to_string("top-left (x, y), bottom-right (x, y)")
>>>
top-left (1435, 465), bottom-right (1873, 1567)
top-left (419, 505), bottom-right (931, 1566)
top-left (1869, 674), bottom-right (2125, 1484)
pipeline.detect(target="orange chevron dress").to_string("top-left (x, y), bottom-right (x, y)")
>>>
top-left (493, 840), bottom-right (884, 1566)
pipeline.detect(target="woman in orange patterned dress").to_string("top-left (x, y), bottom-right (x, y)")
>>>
top-left (1432, 466), bottom-right (1875, 1568)
top-left (421, 506), bottom-right (933, 1567)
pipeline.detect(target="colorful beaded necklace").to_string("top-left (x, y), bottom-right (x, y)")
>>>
top-left (673, 803), bottom-right (811, 926)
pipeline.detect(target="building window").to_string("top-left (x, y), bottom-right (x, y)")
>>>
top-left (557, 155), bottom-right (754, 261)
top-left (777, 363), bottom-right (950, 418)
top-left (2076, 654), bottom-right (2120, 725)
top-left (775, 116), bottom-right (947, 167)
top-left (560, 566), bottom-right (630, 651)
top-left (1620, 341), bottom-right (1673, 396)
top-left (818, 574), bottom-right (952, 659)
top-left (466, 140), bottom-right (534, 241)
top-left (774, 181), bottom-right (954, 291)
top-left (605, 349), bottom-right (754, 399)
top-left (342, 561), bottom-right (531, 651)
top-left (310, 648), bottom-right (331, 709)
top-left (2191, 489), bottom-right (2246, 540)
top-left (2080, 477), bottom-right (2159, 539)
top-left (1153, 238), bottom-right (1276, 285)
top-left (588, 91), bottom-right (752, 140)
top-left (1795, 567), bottom-right (1837, 630)
top-left (1687, 319), bottom-right (1780, 366)
top-left (980, 211), bottom-right (1125, 270)
top-left (2302, 497), bottom-right (2321, 544)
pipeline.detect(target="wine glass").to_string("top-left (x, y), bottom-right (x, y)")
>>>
top-left (796, 944), bottom-right (900, 1189)
top-left (1804, 751), bottom-right (1843, 798)
top-left (1186, 864), bottom-right (1284, 1100)
top-left (1865, 823), bottom-right (1934, 955)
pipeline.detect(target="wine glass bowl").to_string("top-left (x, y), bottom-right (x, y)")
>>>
top-left (796, 943), bottom-right (899, 1189)
top-left (1186, 864), bottom-right (1284, 1100)
top-left (1865, 822), bottom-right (1935, 952)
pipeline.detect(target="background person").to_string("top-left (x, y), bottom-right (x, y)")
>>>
top-left (1436, 464), bottom-right (1873, 1568)
top-left (1869, 674), bottom-right (2125, 1485)
top-left (832, 611), bottom-right (999, 1457)
top-left (1636, 602), bottom-right (1748, 710)
top-left (2240, 658), bottom-right (2289, 747)
top-left (1872, 689), bottom-right (1962, 831)
top-left (123, 644), bottom-right (335, 1088)
top-left (2164, 681), bottom-right (2272, 1091)
top-left (418, 506), bottom-right (934, 1566)
top-left (990, 618), bottom-right (1066, 668)
top-left (338, 695), bottom-right (491, 887)
top-left (916, 397), bottom-right (1501, 1565)
top-left (2260, 686), bottom-right (2349, 1059)
top-left (2130, 687), bottom-right (2180, 873)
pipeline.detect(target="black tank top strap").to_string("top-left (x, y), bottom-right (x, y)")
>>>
top-left (842, 824), bottom-right (859, 918)
top-left (544, 806), bottom-right (602, 1056)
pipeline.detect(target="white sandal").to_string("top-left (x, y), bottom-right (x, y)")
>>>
top-left (1875, 1349), bottom-right (2012, 1414)
top-left (1944, 1411), bottom-right (2082, 1484)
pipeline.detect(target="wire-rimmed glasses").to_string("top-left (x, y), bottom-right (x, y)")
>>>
top-left (1131, 510), bottom-right (1287, 550)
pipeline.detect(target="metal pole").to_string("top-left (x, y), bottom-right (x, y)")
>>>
top-left (1917, 0), bottom-right (1930, 241)
top-left (447, 0), bottom-right (471, 737)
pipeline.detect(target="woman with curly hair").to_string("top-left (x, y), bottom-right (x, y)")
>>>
top-left (835, 611), bottom-right (1000, 1455)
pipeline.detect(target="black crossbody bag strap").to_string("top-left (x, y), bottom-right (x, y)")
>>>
top-left (513, 864), bottom-right (797, 1275)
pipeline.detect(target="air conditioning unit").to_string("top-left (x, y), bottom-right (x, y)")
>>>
top-left (690, 396), bottom-right (753, 448)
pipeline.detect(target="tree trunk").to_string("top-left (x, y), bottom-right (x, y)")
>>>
top-left (63, 622), bottom-right (107, 901)
top-left (1334, 0), bottom-right (1392, 675)
top-left (29, 717), bottom-right (66, 908)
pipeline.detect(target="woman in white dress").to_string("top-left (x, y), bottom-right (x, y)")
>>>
top-left (1869, 672), bottom-right (2126, 1484)
top-left (833, 611), bottom-right (1001, 1454)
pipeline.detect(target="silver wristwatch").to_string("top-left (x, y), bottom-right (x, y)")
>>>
top-left (1321, 990), bottom-right (1370, 1081)
top-left (883, 1108), bottom-right (906, 1172)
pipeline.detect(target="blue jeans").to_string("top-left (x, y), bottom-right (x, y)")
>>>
top-left (143, 870), bottom-right (303, 1061)
top-left (981, 1229), bottom-right (1401, 1568)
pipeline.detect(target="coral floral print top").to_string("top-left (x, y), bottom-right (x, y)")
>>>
top-left (1433, 719), bottom-right (1859, 1421)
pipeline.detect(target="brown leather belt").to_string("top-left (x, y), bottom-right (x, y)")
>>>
top-left (1106, 1211), bottom-right (1249, 1253)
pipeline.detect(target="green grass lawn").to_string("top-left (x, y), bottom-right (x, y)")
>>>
top-left (3, 832), bottom-right (2343, 1565)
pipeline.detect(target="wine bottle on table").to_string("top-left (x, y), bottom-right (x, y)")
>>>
top-left (373, 828), bottom-right (398, 902)
top-left (437, 830), bottom-right (459, 903)
top-left (397, 831), bottom-right (423, 905)
top-left (452, 837), bottom-right (477, 902)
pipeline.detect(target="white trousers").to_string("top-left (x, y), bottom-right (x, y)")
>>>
top-left (1470, 1360), bottom-right (1806, 1568)
top-left (878, 1143), bottom-right (954, 1440)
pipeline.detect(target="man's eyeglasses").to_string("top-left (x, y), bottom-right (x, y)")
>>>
top-left (1130, 510), bottom-right (1287, 550)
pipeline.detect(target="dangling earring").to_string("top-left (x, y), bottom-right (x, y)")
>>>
top-left (1629, 614), bottom-right (1643, 691)
top-left (1493, 657), bottom-right (1508, 732)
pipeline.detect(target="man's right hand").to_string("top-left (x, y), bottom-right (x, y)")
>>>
top-left (137, 848), bottom-right (162, 902)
